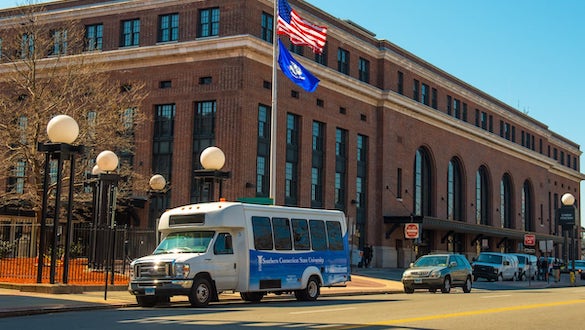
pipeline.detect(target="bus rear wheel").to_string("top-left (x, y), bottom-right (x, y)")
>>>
top-left (295, 276), bottom-right (320, 301)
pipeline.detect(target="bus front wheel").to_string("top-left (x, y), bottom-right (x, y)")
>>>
top-left (189, 277), bottom-right (213, 307)
top-left (295, 276), bottom-right (320, 301)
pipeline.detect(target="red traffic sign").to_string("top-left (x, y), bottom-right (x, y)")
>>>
top-left (524, 234), bottom-right (536, 246)
top-left (404, 223), bottom-right (419, 239)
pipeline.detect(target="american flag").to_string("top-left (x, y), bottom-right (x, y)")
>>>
top-left (277, 0), bottom-right (327, 54)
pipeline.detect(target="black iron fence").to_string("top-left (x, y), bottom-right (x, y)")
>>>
top-left (0, 222), bottom-right (157, 284)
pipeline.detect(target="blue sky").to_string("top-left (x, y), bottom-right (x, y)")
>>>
top-left (1, 0), bottom-right (583, 208)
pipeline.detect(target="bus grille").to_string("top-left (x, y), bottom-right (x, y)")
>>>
top-left (134, 262), bottom-right (173, 279)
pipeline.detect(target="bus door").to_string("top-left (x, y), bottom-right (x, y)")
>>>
top-left (209, 232), bottom-right (238, 290)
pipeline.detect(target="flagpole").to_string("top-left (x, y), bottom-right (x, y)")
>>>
top-left (269, 0), bottom-right (278, 205)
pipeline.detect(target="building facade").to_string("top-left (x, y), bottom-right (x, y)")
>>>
top-left (0, 0), bottom-right (582, 267)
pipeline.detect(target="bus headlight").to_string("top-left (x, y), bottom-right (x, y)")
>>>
top-left (174, 263), bottom-right (190, 278)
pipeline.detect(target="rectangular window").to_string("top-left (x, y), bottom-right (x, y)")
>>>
top-left (261, 12), bottom-right (273, 43)
top-left (358, 57), bottom-right (370, 83)
top-left (252, 216), bottom-right (273, 250)
top-left (446, 95), bottom-right (452, 115)
top-left (85, 24), bottom-right (103, 51)
top-left (158, 13), bottom-right (179, 42)
top-left (292, 219), bottom-right (310, 250)
top-left (121, 19), bottom-right (140, 47)
top-left (397, 168), bottom-right (403, 199)
top-left (335, 128), bottom-right (347, 210)
top-left (198, 7), bottom-right (220, 37)
top-left (412, 79), bottom-right (419, 102)
top-left (51, 29), bottom-right (67, 55)
top-left (326, 221), bottom-right (343, 251)
top-left (309, 220), bottom-right (327, 251)
top-left (337, 48), bottom-right (349, 75)
top-left (453, 99), bottom-right (461, 119)
top-left (21, 33), bottom-right (34, 59)
top-left (311, 121), bottom-right (324, 207)
top-left (421, 83), bottom-right (429, 105)
top-left (9, 160), bottom-right (26, 194)
top-left (481, 112), bottom-right (488, 130)
top-left (257, 104), bottom-right (271, 197)
top-left (289, 43), bottom-right (303, 55)
top-left (152, 104), bottom-right (175, 226)
top-left (285, 113), bottom-right (299, 205)
top-left (314, 43), bottom-right (327, 65)
top-left (431, 88), bottom-right (437, 109)
top-left (272, 217), bottom-right (292, 250)
top-left (397, 71), bottom-right (404, 95)
top-left (462, 103), bottom-right (468, 122)
top-left (191, 101), bottom-right (217, 202)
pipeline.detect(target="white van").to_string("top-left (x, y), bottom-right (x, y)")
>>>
top-left (128, 202), bottom-right (351, 307)
top-left (472, 252), bottom-right (518, 281)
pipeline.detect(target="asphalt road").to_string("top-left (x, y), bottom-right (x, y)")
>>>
top-left (1, 285), bottom-right (584, 329)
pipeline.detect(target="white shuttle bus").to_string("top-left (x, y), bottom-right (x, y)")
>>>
top-left (129, 201), bottom-right (351, 307)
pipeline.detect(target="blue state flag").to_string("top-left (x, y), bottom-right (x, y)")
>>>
top-left (278, 40), bottom-right (320, 92)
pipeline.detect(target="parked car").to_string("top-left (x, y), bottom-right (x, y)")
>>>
top-left (401, 254), bottom-right (473, 294)
top-left (567, 260), bottom-right (585, 280)
top-left (510, 253), bottom-right (537, 280)
top-left (472, 252), bottom-right (518, 281)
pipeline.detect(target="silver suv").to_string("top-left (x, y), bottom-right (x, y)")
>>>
top-left (401, 254), bottom-right (473, 294)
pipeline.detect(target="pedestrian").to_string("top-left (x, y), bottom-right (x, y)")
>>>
top-left (363, 243), bottom-right (373, 268)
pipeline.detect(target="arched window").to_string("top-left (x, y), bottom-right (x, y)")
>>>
top-left (414, 148), bottom-right (433, 216)
top-left (500, 174), bottom-right (513, 229)
top-left (475, 166), bottom-right (490, 225)
top-left (447, 158), bottom-right (464, 221)
top-left (522, 180), bottom-right (534, 231)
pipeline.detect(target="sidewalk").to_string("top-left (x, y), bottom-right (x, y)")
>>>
top-left (0, 269), bottom-right (404, 318)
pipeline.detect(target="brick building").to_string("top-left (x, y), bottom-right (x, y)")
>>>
top-left (0, 0), bottom-right (582, 267)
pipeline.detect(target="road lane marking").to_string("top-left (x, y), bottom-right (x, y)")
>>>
top-left (370, 299), bottom-right (585, 326)
top-left (289, 307), bottom-right (356, 315)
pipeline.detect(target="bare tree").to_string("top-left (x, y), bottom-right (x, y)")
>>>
top-left (0, 2), bottom-right (148, 224)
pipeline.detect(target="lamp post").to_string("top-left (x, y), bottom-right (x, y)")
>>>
top-left (36, 115), bottom-right (83, 284)
top-left (148, 174), bottom-right (168, 245)
top-left (560, 193), bottom-right (576, 277)
top-left (193, 146), bottom-right (231, 202)
top-left (95, 150), bottom-right (120, 300)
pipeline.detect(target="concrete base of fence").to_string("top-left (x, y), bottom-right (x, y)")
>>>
top-left (0, 282), bottom-right (128, 294)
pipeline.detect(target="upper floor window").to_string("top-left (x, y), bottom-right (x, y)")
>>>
top-left (158, 13), bottom-right (179, 42)
top-left (21, 33), bottom-right (34, 59)
top-left (198, 7), bottom-right (220, 37)
top-left (315, 43), bottom-right (327, 65)
top-left (358, 57), bottom-right (370, 83)
top-left (413, 79), bottom-right (419, 102)
top-left (121, 19), bottom-right (140, 47)
top-left (337, 48), bottom-right (349, 75)
top-left (421, 83), bottom-right (429, 106)
top-left (289, 43), bottom-right (303, 56)
top-left (85, 24), bottom-right (103, 51)
top-left (261, 12), bottom-right (273, 43)
top-left (397, 71), bottom-right (404, 95)
top-left (51, 30), bottom-right (67, 56)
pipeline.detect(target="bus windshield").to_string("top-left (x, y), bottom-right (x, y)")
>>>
top-left (153, 231), bottom-right (215, 254)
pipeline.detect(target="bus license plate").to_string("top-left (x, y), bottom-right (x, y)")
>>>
top-left (145, 287), bottom-right (155, 295)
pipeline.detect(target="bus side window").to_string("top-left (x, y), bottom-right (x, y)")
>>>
top-left (214, 233), bottom-right (234, 255)
top-left (292, 218), bottom-right (310, 250)
top-left (326, 221), bottom-right (343, 251)
top-left (309, 220), bottom-right (327, 251)
top-left (252, 216), bottom-right (273, 250)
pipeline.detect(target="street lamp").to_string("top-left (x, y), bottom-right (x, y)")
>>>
top-left (193, 146), bottom-right (231, 202)
top-left (95, 150), bottom-right (120, 300)
top-left (36, 115), bottom-right (83, 284)
top-left (148, 174), bottom-right (168, 245)
top-left (560, 193), bottom-right (576, 277)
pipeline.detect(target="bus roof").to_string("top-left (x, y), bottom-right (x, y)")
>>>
top-left (157, 202), bottom-right (346, 232)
